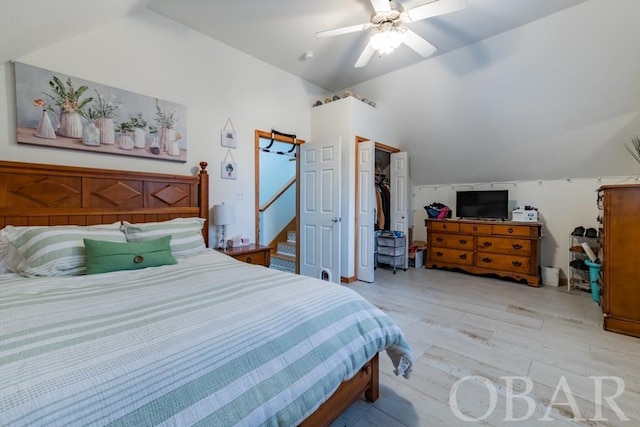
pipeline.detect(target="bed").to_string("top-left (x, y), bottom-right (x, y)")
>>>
top-left (0, 160), bottom-right (413, 426)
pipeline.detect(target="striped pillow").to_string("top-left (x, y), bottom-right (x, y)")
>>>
top-left (123, 217), bottom-right (206, 258)
top-left (0, 232), bottom-right (8, 274)
top-left (2, 223), bottom-right (126, 277)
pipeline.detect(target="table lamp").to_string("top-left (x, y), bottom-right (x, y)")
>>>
top-left (211, 202), bottom-right (236, 250)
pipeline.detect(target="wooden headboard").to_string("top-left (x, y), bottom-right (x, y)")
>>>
top-left (0, 160), bottom-right (210, 246)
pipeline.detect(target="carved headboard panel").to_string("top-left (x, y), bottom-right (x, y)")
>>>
top-left (0, 161), bottom-right (210, 245)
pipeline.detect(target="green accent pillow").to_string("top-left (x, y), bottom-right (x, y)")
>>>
top-left (83, 236), bottom-right (177, 275)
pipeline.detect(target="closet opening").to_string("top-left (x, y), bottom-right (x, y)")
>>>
top-left (355, 138), bottom-right (402, 283)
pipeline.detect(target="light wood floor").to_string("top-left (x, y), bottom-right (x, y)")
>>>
top-left (332, 267), bottom-right (640, 426)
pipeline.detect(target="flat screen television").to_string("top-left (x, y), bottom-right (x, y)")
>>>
top-left (456, 190), bottom-right (509, 220)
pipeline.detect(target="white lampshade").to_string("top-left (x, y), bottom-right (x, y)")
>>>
top-left (211, 203), bottom-right (236, 226)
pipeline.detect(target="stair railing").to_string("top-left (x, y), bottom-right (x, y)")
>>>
top-left (259, 176), bottom-right (296, 212)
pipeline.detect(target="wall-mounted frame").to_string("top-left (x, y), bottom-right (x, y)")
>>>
top-left (221, 161), bottom-right (237, 180)
top-left (221, 129), bottom-right (237, 148)
top-left (14, 62), bottom-right (187, 163)
top-left (221, 118), bottom-right (237, 148)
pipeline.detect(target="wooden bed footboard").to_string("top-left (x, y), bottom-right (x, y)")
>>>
top-left (301, 353), bottom-right (379, 427)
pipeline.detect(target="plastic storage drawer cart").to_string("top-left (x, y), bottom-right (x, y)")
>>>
top-left (376, 234), bottom-right (406, 274)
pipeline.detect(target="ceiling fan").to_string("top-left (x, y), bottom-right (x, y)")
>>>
top-left (316, 0), bottom-right (467, 68)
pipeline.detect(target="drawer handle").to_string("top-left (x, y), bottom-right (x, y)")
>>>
top-left (512, 261), bottom-right (522, 267)
top-left (482, 257), bottom-right (492, 263)
top-left (473, 226), bottom-right (478, 231)
top-left (459, 254), bottom-right (467, 260)
top-left (513, 244), bottom-right (523, 250)
top-left (442, 224), bottom-right (447, 229)
top-left (483, 241), bottom-right (492, 247)
top-left (508, 228), bottom-right (514, 234)
top-left (246, 257), bottom-right (252, 263)
top-left (436, 237), bottom-right (443, 243)
top-left (459, 239), bottom-right (467, 245)
top-left (435, 251), bottom-right (444, 257)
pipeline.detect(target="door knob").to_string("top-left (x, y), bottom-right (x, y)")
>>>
top-left (331, 217), bottom-right (339, 223)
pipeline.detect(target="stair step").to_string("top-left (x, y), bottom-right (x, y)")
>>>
top-left (270, 253), bottom-right (296, 273)
top-left (287, 231), bottom-right (296, 243)
top-left (271, 252), bottom-right (295, 263)
top-left (277, 241), bottom-right (296, 257)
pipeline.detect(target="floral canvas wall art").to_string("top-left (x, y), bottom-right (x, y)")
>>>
top-left (14, 62), bottom-right (187, 163)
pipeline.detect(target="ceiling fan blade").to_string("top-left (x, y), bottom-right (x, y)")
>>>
top-left (402, 29), bottom-right (437, 58)
top-left (401, 0), bottom-right (467, 23)
top-left (316, 23), bottom-right (372, 38)
top-left (355, 41), bottom-right (376, 68)
top-left (369, 0), bottom-right (391, 12)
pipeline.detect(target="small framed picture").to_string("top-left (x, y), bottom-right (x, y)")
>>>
top-left (221, 129), bottom-right (237, 148)
top-left (221, 161), bottom-right (237, 180)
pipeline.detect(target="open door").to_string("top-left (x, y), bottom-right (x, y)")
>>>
top-left (299, 138), bottom-right (342, 283)
top-left (390, 151), bottom-right (409, 269)
top-left (356, 139), bottom-right (375, 282)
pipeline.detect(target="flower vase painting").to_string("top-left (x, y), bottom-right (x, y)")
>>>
top-left (14, 62), bottom-right (187, 163)
top-left (35, 109), bottom-right (57, 139)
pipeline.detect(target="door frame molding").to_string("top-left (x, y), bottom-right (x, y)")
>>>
top-left (354, 137), bottom-right (400, 282)
top-left (254, 130), bottom-right (304, 273)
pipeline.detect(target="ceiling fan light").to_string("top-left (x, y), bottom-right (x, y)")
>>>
top-left (370, 28), bottom-right (405, 55)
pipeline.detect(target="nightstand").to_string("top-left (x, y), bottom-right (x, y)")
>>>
top-left (217, 244), bottom-right (271, 267)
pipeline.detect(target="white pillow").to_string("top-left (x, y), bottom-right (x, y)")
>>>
top-left (123, 217), bottom-right (207, 258)
top-left (2, 223), bottom-right (126, 277)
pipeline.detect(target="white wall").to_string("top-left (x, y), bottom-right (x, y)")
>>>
top-left (311, 97), bottom-right (398, 279)
top-left (0, 9), bottom-right (328, 245)
top-left (412, 175), bottom-right (639, 281)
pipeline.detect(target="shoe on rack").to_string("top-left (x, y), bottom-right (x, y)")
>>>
top-left (571, 226), bottom-right (585, 236)
top-left (585, 227), bottom-right (598, 238)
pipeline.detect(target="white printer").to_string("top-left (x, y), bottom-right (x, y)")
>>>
top-left (512, 209), bottom-right (538, 222)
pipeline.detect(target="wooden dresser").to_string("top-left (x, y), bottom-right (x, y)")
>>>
top-left (425, 219), bottom-right (542, 286)
top-left (598, 184), bottom-right (640, 338)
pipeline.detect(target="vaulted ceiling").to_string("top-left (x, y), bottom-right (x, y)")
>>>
top-left (146, 0), bottom-right (587, 93)
top-left (3, 0), bottom-right (636, 185)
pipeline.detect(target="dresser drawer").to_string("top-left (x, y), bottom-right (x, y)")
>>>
top-left (476, 253), bottom-right (530, 274)
top-left (430, 233), bottom-right (473, 250)
top-left (429, 247), bottom-right (473, 266)
top-left (429, 221), bottom-right (459, 232)
top-left (476, 236), bottom-right (531, 256)
top-left (492, 224), bottom-right (532, 237)
top-left (233, 251), bottom-right (267, 266)
top-left (460, 223), bottom-right (492, 235)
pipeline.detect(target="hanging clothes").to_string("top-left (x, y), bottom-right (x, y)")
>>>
top-left (380, 182), bottom-right (391, 230)
top-left (374, 171), bottom-right (391, 231)
top-left (375, 185), bottom-right (385, 230)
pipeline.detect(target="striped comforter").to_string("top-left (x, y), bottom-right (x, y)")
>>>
top-left (0, 250), bottom-right (413, 426)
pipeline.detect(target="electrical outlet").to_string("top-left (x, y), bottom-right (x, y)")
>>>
top-left (235, 192), bottom-right (244, 200)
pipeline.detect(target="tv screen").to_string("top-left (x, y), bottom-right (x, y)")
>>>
top-left (456, 190), bottom-right (509, 220)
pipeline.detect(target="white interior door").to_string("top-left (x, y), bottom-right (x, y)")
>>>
top-left (356, 140), bottom-right (375, 282)
top-left (390, 151), bottom-right (409, 269)
top-left (299, 138), bottom-right (342, 283)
